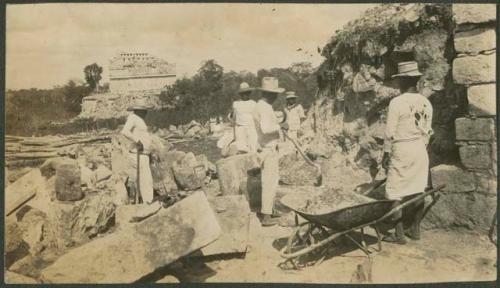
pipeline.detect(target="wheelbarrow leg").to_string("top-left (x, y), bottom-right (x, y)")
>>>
top-left (373, 225), bottom-right (382, 252)
top-left (345, 232), bottom-right (371, 256)
top-left (360, 228), bottom-right (367, 249)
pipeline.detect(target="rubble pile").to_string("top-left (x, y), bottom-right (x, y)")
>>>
top-left (5, 130), bottom-right (221, 283)
top-left (153, 120), bottom-right (212, 141)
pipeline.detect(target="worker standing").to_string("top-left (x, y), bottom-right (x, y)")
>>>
top-left (121, 98), bottom-right (155, 204)
top-left (231, 82), bottom-right (258, 154)
top-left (253, 77), bottom-right (288, 226)
top-left (284, 91), bottom-right (306, 153)
top-left (382, 61), bottom-right (433, 244)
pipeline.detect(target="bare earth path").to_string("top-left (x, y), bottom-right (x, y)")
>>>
top-left (173, 213), bottom-right (496, 284)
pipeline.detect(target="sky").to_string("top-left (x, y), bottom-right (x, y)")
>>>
top-left (6, 3), bottom-right (375, 90)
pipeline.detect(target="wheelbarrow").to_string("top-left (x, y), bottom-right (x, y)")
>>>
top-left (278, 184), bottom-right (446, 269)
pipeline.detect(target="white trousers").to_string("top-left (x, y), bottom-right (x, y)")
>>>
top-left (259, 146), bottom-right (280, 215)
top-left (128, 152), bottom-right (154, 203)
top-left (235, 124), bottom-right (258, 153)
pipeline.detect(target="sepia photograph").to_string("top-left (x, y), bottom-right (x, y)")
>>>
top-left (3, 2), bottom-right (498, 285)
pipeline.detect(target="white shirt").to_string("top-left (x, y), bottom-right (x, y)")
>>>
top-left (384, 92), bottom-right (433, 152)
top-left (253, 99), bottom-right (281, 148)
top-left (233, 100), bottom-right (256, 126)
top-left (121, 113), bottom-right (152, 153)
top-left (285, 104), bottom-right (305, 131)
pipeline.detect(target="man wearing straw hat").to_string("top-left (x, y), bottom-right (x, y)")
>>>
top-left (382, 61), bottom-right (433, 244)
top-left (228, 82), bottom-right (258, 154)
top-left (121, 97), bottom-right (155, 205)
top-left (253, 77), bottom-right (288, 226)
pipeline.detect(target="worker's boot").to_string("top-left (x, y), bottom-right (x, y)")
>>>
top-left (406, 198), bottom-right (424, 240)
top-left (382, 201), bottom-right (407, 245)
top-left (260, 214), bottom-right (279, 227)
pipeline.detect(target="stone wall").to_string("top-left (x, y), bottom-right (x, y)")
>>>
top-left (427, 4), bottom-right (497, 232)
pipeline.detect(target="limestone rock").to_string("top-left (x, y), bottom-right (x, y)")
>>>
top-left (41, 191), bottom-right (221, 284)
top-left (455, 117), bottom-right (495, 141)
top-left (216, 153), bottom-right (260, 195)
top-left (430, 165), bottom-right (476, 193)
top-left (454, 28), bottom-right (496, 54)
top-left (6, 168), bottom-right (46, 216)
top-left (459, 144), bottom-right (493, 170)
top-left (172, 154), bottom-right (205, 191)
top-left (5, 271), bottom-right (39, 284)
top-left (156, 275), bottom-right (180, 283)
top-left (423, 192), bottom-right (497, 232)
top-left (55, 162), bottom-right (83, 201)
top-left (95, 165), bottom-right (112, 183)
top-left (453, 4), bottom-right (497, 26)
top-left (201, 195), bottom-right (251, 255)
top-left (453, 54), bottom-right (495, 85)
top-left (475, 173), bottom-right (497, 196)
top-left (5, 219), bottom-right (29, 268)
top-left (467, 84), bottom-right (496, 116)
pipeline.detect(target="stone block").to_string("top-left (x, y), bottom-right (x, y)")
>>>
top-left (459, 144), bottom-right (492, 170)
top-left (453, 4), bottom-right (497, 25)
top-left (6, 169), bottom-right (45, 216)
top-left (41, 191), bottom-right (221, 283)
top-left (216, 153), bottom-right (261, 195)
top-left (430, 164), bottom-right (476, 193)
top-left (467, 84), bottom-right (496, 116)
top-left (455, 117), bottom-right (495, 141)
top-left (201, 195), bottom-right (251, 255)
top-left (454, 28), bottom-right (496, 54)
top-left (423, 192), bottom-right (496, 233)
top-left (55, 163), bottom-right (83, 201)
top-left (453, 54), bottom-right (495, 85)
top-left (475, 173), bottom-right (497, 195)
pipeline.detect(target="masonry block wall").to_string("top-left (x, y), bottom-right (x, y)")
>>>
top-left (426, 4), bottom-right (497, 232)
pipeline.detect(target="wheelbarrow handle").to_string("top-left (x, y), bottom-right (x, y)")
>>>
top-left (376, 184), bottom-right (446, 223)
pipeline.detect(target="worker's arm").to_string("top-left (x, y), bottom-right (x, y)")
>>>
top-left (423, 99), bottom-right (434, 146)
top-left (299, 105), bottom-right (306, 121)
top-left (121, 115), bottom-right (139, 143)
top-left (383, 99), bottom-right (399, 153)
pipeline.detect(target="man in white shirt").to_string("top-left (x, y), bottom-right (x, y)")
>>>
top-left (284, 91), bottom-right (306, 142)
top-left (121, 98), bottom-right (155, 204)
top-left (382, 61), bottom-right (433, 244)
top-left (230, 82), bottom-right (258, 154)
top-left (253, 77), bottom-right (288, 226)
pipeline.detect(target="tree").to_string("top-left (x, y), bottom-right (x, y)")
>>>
top-left (84, 63), bottom-right (103, 92)
top-left (197, 60), bottom-right (224, 122)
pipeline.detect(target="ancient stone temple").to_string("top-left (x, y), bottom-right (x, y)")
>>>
top-left (108, 52), bottom-right (176, 93)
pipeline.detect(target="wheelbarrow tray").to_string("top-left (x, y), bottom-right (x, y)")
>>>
top-left (280, 191), bottom-right (394, 231)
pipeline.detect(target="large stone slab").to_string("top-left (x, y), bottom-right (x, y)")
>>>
top-left (216, 153), bottom-right (260, 195)
top-left (453, 54), bottom-right (495, 85)
top-left (41, 191), bottom-right (221, 283)
top-left (430, 164), bottom-right (476, 193)
top-left (201, 195), bottom-right (251, 255)
top-left (423, 192), bottom-right (496, 232)
top-left (453, 4), bottom-right (497, 26)
top-left (455, 117), bottom-right (495, 141)
top-left (459, 144), bottom-right (493, 170)
top-left (467, 84), bottom-right (496, 116)
top-left (454, 28), bottom-right (496, 54)
top-left (6, 169), bottom-right (45, 216)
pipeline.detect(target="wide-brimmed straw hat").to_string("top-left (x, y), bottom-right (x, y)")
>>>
top-left (285, 91), bottom-right (298, 99)
top-left (258, 77), bottom-right (285, 94)
top-left (127, 97), bottom-right (153, 111)
top-left (392, 61), bottom-right (423, 78)
top-left (238, 82), bottom-right (253, 94)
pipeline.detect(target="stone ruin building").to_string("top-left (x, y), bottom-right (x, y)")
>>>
top-left (109, 52), bottom-right (176, 93)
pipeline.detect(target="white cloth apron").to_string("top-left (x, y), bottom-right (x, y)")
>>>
top-left (385, 138), bottom-right (429, 200)
top-left (127, 152), bottom-right (154, 203)
top-left (235, 124), bottom-right (258, 153)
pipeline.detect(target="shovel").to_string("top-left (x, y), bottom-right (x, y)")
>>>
top-left (282, 129), bottom-right (323, 187)
top-left (136, 147), bottom-right (142, 205)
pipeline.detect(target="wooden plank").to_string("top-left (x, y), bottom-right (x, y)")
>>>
top-left (41, 191), bottom-right (221, 283)
top-left (5, 168), bottom-right (45, 216)
top-left (201, 195), bottom-right (251, 256)
top-left (5, 152), bottom-right (59, 159)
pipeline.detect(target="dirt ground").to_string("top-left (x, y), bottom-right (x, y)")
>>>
top-left (167, 212), bottom-right (496, 284)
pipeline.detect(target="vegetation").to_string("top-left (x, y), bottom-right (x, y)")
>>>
top-left (84, 63), bottom-right (103, 92)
